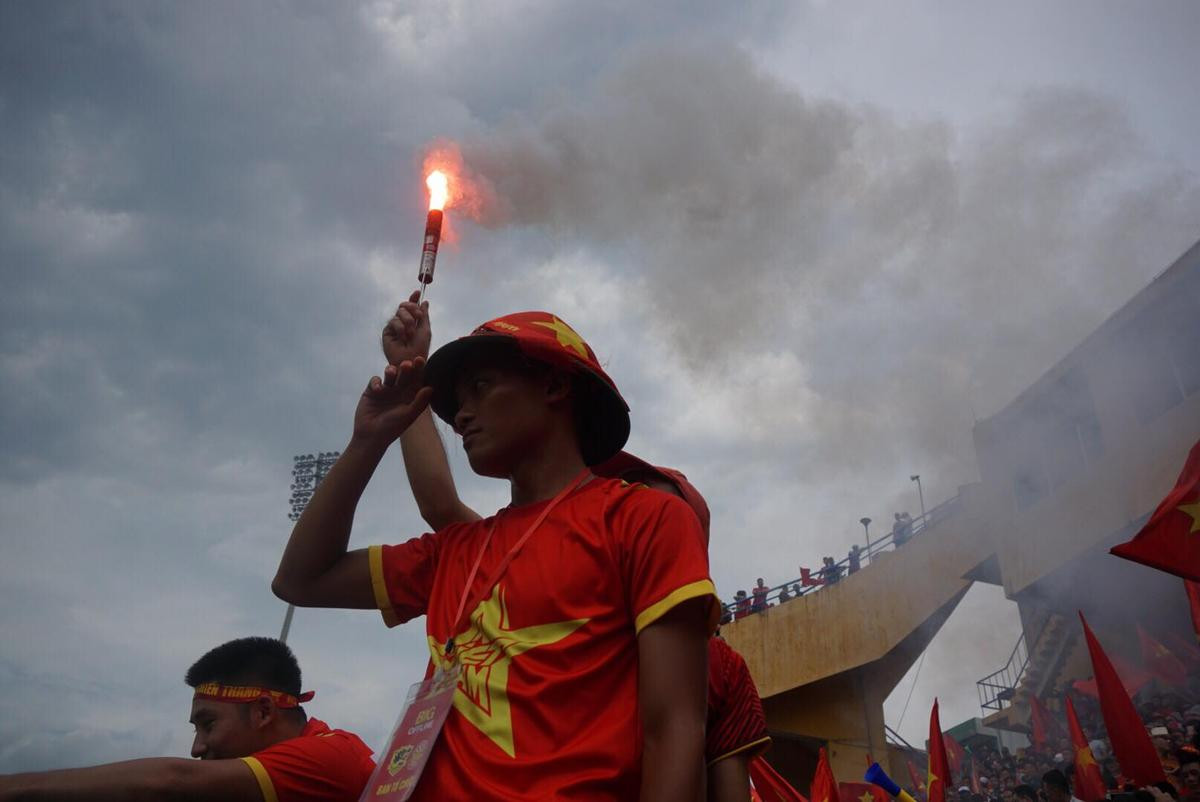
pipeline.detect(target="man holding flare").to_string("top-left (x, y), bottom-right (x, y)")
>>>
top-left (274, 295), bottom-right (718, 800)
top-left (382, 295), bottom-right (771, 802)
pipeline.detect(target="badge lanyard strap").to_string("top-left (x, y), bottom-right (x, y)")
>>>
top-left (444, 468), bottom-right (591, 660)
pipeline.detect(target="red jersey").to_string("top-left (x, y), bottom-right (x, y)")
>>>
top-left (240, 718), bottom-right (376, 802)
top-left (369, 478), bottom-right (717, 800)
top-left (707, 637), bottom-right (771, 765)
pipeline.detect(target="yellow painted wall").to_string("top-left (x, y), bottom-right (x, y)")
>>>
top-left (724, 484), bottom-right (997, 783)
top-left (762, 670), bottom-right (886, 782)
top-left (724, 483), bottom-right (996, 698)
top-left (990, 398), bottom-right (1200, 597)
top-left (973, 249), bottom-right (1200, 597)
top-left (738, 245), bottom-right (1199, 786)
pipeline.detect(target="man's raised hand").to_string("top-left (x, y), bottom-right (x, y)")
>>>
top-left (352, 357), bottom-right (434, 446)
top-left (382, 291), bottom-right (432, 367)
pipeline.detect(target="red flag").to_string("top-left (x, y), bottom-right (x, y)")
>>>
top-left (943, 735), bottom-right (966, 777)
top-left (1165, 630), bottom-right (1200, 670)
top-left (1029, 695), bottom-right (1062, 748)
top-left (928, 699), bottom-right (953, 802)
top-left (811, 748), bottom-right (841, 802)
top-left (908, 759), bottom-right (927, 797)
top-left (1138, 625), bottom-right (1188, 686)
top-left (1110, 439), bottom-right (1200, 580)
top-left (751, 757), bottom-right (809, 802)
top-left (841, 782), bottom-right (890, 802)
top-left (1071, 652), bottom-right (1154, 698)
top-left (1187, 580), bottom-right (1200, 641)
top-left (1065, 695), bottom-right (1107, 802)
top-left (1079, 612), bottom-right (1167, 785)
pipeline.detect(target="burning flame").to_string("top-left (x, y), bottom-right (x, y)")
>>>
top-left (426, 170), bottom-right (449, 211)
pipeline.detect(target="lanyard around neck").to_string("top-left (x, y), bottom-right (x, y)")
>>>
top-left (445, 469), bottom-right (592, 660)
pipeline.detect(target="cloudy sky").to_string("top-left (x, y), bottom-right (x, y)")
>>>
top-left (2, 1), bottom-right (1199, 770)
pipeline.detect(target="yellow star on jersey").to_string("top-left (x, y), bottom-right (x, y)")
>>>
top-left (532, 316), bottom-right (589, 359)
top-left (1179, 502), bottom-right (1200, 534)
top-left (428, 585), bottom-right (587, 758)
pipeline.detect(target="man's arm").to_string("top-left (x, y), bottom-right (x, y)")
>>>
top-left (638, 598), bottom-right (709, 802)
top-left (0, 757), bottom-right (261, 802)
top-left (382, 292), bottom-right (480, 531)
top-left (399, 409), bottom-right (481, 530)
top-left (273, 359), bottom-right (432, 608)
top-left (705, 639), bottom-right (770, 802)
top-left (708, 754), bottom-right (752, 802)
top-left (272, 436), bottom-right (385, 609)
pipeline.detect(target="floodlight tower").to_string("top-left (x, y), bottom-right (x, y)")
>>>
top-left (280, 450), bottom-right (340, 643)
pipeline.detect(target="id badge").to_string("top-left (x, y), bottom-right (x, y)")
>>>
top-left (358, 665), bottom-right (460, 801)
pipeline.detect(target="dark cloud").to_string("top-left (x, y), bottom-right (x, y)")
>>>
top-left (1, 0), bottom-right (1197, 772)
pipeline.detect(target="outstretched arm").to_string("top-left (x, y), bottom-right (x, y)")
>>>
top-left (638, 598), bottom-right (710, 802)
top-left (382, 293), bottom-right (480, 530)
top-left (0, 757), bottom-right (261, 802)
top-left (273, 359), bottom-right (432, 608)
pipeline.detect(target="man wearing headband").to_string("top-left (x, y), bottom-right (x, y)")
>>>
top-left (377, 297), bottom-right (770, 802)
top-left (0, 637), bottom-right (374, 801)
top-left (275, 297), bottom-right (717, 801)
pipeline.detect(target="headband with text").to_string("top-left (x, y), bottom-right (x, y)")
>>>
top-left (192, 682), bottom-right (314, 709)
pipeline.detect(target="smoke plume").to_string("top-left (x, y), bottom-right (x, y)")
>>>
top-left (442, 44), bottom-right (1200, 488)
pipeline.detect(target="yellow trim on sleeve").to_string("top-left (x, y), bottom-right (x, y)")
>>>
top-left (240, 756), bottom-right (278, 802)
top-left (369, 545), bottom-right (401, 628)
top-left (708, 735), bottom-right (772, 766)
top-left (635, 579), bottom-right (718, 634)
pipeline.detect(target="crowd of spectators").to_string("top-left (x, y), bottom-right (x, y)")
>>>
top-left (724, 509), bottom-right (917, 618)
top-left (918, 688), bottom-right (1200, 802)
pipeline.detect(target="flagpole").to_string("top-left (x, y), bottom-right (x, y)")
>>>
top-left (279, 603), bottom-right (296, 642)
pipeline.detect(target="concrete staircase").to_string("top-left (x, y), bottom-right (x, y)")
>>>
top-left (722, 483), bottom-right (998, 785)
top-left (980, 612), bottom-right (1080, 730)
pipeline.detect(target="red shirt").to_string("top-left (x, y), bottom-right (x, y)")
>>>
top-left (369, 478), bottom-right (717, 800)
top-left (240, 718), bottom-right (376, 802)
top-left (707, 637), bottom-right (771, 765)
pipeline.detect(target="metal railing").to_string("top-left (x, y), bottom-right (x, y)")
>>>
top-left (975, 613), bottom-right (1060, 715)
top-left (976, 630), bottom-right (1030, 713)
top-left (977, 615), bottom-right (1076, 717)
top-left (722, 493), bottom-right (962, 619)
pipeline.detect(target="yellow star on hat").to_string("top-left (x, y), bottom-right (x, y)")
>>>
top-left (533, 316), bottom-right (589, 359)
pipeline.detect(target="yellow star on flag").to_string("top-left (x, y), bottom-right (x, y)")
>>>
top-left (929, 772), bottom-right (939, 794)
top-left (532, 316), bottom-right (589, 359)
top-left (861, 791), bottom-right (877, 802)
top-left (1075, 745), bottom-right (1097, 769)
top-left (428, 585), bottom-right (587, 758)
top-left (1179, 501), bottom-right (1200, 534)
